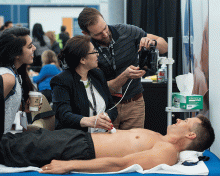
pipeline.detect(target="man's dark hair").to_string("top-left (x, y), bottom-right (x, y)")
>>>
top-left (61, 26), bottom-right (66, 32)
top-left (78, 7), bottom-right (103, 34)
top-left (186, 114), bottom-right (215, 152)
top-left (4, 21), bottom-right (12, 28)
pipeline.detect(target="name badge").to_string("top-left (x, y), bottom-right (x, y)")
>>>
top-left (20, 112), bottom-right (27, 130)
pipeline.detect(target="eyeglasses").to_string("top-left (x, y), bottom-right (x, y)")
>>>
top-left (88, 51), bottom-right (99, 55)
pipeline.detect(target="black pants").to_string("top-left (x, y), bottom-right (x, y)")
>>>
top-left (0, 129), bottom-right (95, 167)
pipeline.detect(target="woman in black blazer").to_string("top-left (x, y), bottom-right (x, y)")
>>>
top-left (50, 35), bottom-right (117, 132)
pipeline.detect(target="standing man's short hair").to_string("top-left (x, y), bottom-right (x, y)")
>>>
top-left (78, 7), bottom-right (103, 34)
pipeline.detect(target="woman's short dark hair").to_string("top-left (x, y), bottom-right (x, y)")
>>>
top-left (58, 35), bottom-right (91, 70)
top-left (78, 7), bottom-right (103, 34)
top-left (0, 27), bottom-right (30, 67)
top-left (32, 23), bottom-right (46, 46)
top-left (186, 114), bottom-right (215, 152)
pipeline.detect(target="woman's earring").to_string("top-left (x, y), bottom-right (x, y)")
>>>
top-left (80, 58), bottom-right (86, 65)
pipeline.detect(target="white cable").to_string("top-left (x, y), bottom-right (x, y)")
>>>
top-left (94, 109), bottom-right (103, 128)
top-left (108, 79), bottom-right (133, 111)
top-left (94, 80), bottom-right (133, 133)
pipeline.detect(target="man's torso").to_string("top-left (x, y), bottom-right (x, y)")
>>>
top-left (94, 24), bottom-right (147, 99)
top-left (92, 128), bottom-right (165, 158)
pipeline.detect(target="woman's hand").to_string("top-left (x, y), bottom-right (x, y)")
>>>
top-left (23, 99), bottom-right (31, 113)
top-left (23, 98), bottom-right (42, 113)
top-left (80, 112), bottom-right (113, 130)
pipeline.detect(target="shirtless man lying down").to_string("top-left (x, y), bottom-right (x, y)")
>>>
top-left (0, 114), bottom-right (215, 174)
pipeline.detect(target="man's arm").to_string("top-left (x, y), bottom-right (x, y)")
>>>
top-left (107, 65), bottom-right (146, 94)
top-left (39, 142), bottom-right (178, 174)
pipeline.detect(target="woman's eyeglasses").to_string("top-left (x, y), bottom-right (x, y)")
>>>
top-left (88, 50), bottom-right (99, 55)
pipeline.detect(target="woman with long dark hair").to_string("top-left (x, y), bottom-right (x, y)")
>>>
top-left (32, 23), bottom-right (51, 67)
top-left (0, 27), bottom-right (36, 133)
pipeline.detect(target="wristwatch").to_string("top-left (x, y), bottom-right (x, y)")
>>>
top-left (152, 39), bottom-right (157, 47)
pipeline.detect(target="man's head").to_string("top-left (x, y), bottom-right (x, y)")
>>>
top-left (78, 7), bottom-right (112, 46)
top-left (185, 114), bottom-right (215, 152)
top-left (78, 7), bottom-right (103, 34)
top-left (169, 114), bottom-right (215, 152)
top-left (61, 25), bottom-right (66, 32)
top-left (4, 21), bottom-right (13, 29)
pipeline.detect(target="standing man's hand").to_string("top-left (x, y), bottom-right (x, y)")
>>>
top-left (139, 34), bottom-right (168, 54)
top-left (139, 37), bottom-right (157, 51)
top-left (123, 65), bottom-right (146, 79)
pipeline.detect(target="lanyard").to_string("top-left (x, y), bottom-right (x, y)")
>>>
top-left (88, 78), bottom-right (97, 116)
top-left (11, 65), bottom-right (25, 112)
top-left (97, 39), bottom-right (116, 70)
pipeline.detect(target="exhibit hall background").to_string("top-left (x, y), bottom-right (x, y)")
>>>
top-left (126, 1), bottom-right (208, 120)
top-left (182, 0), bottom-right (209, 118)
top-left (127, 0), bottom-right (182, 78)
top-left (127, 1), bottom-right (209, 118)
top-left (209, 0), bottom-right (220, 158)
top-left (126, 0), bottom-right (220, 158)
top-left (0, 0), bottom-right (125, 36)
top-left (0, 0), bottom-right (110, 37)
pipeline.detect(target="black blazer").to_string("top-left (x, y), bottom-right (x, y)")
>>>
top-left (50, 68), bottom-right (118, 131)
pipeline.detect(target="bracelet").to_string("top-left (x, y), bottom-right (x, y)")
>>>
top-left (152, 39), bottom-right (157, 47)
top-left (94, 114), bottom-right (98, 128)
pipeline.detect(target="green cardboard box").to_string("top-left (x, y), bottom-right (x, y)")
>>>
top-left (172, 92), bottom-right (203, 110)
